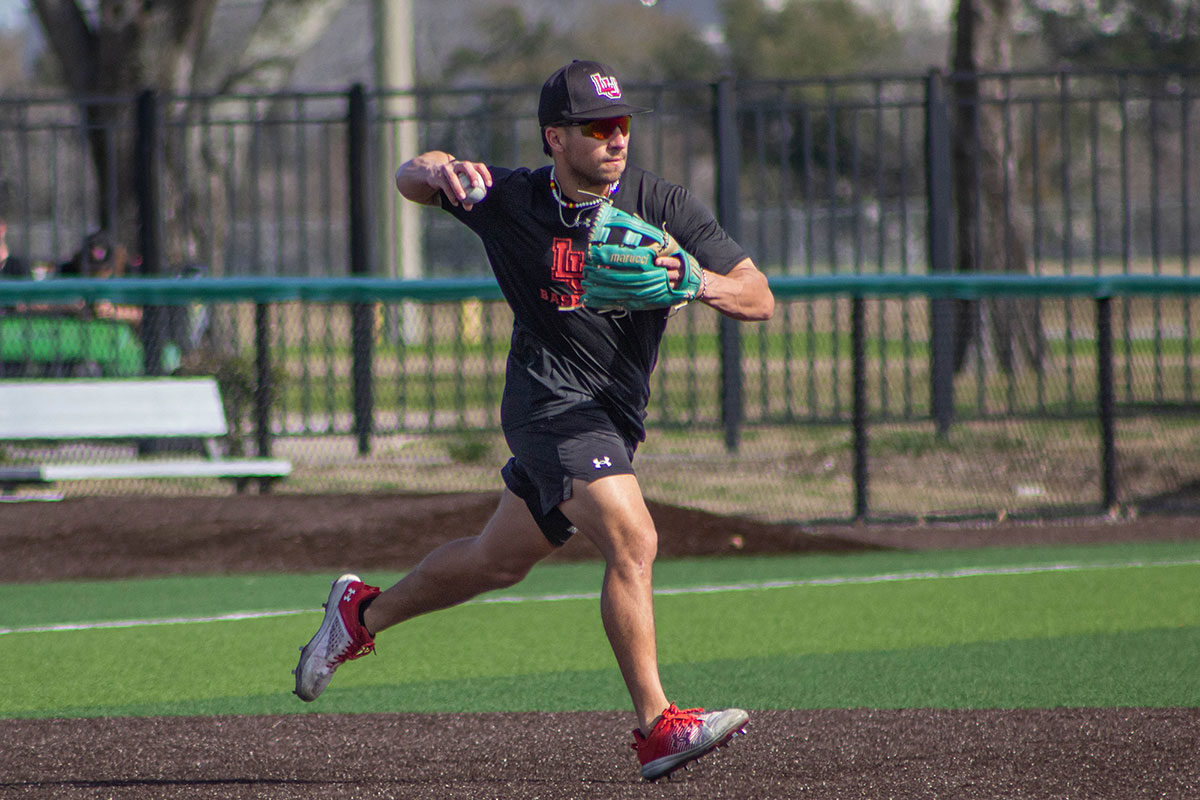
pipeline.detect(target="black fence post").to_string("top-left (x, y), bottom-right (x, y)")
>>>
top-left (134, 89), bottom-right (166, 376)
top-left (852, 296), bottom-right (869, 520)
top-left (925, 69), bottom-right (956, 435)
top-left (1096, 296), bottom-right (1117, 510)
top-left (254, 301), bottom-right (274, 488)
top-left (714, 76), bottom-right (744, 452)
top-left (348, 83), bottom-right (374, 456)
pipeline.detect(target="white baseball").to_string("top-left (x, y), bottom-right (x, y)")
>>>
top-left (459, 173), bottom-right (487, 204)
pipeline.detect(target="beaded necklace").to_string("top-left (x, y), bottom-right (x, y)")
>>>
top-left (550, 167), bottom-right (619, 228)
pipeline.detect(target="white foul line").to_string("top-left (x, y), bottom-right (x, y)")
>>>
top-left (2, 558), bottom-right (1197, 636)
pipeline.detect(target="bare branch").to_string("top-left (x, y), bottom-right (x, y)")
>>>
top-left (218, 0), bottom-right (349, 94)
top-left (160, 0), bottom-right (221, 95)
top-left (29, 0), bottom-right (96, 93)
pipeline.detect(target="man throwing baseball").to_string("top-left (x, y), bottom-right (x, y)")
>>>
top-left (293, 59), bottom-right (774, 782)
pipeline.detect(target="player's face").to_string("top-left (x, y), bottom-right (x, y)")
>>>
top-left (559, 116), bottom-right (630, 188)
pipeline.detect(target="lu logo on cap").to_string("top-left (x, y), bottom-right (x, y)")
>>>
top-left (591, 74), bottom-right (622, 100)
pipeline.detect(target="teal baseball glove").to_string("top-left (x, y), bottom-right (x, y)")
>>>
top-left (582, 203), bottom-right (705, 312)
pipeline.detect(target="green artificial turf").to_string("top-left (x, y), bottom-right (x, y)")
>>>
top-left (3, 540), bottom-right (1198, 718)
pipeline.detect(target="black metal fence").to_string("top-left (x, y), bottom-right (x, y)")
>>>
top-left (1, 69), bottom-right (1198, 522)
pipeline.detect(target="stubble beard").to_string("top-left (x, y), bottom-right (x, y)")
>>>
top-left (562, 151), bottom-right (626, 195)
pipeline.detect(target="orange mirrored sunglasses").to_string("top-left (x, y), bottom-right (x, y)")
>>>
top-left (568, 116), bottom-right (632, 140)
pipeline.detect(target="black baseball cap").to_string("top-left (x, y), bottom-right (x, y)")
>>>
top-left (537, 60), bottom-right (651, 127)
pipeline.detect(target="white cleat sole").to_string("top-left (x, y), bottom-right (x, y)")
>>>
top-left (292, 573), bottom-right (361, 702)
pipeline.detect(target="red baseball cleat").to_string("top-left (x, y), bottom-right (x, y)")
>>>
top-left (293, 573), bottom-right (380, 701)
top-left (631, 704), bottom-right (749, 781)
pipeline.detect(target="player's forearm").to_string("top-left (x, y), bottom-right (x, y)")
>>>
top-left (699, 259), bottom-right (775, 321)
top-left (395, 151), bottom-right (455, 206)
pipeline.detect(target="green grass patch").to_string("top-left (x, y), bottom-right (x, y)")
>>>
top-left (3, 541), bottom-right (1198, 718)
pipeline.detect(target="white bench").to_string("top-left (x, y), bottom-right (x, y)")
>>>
top-left (0, 377), bottom-right (291, 493)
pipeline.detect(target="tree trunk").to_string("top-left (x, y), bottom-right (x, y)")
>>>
top-left (951, 0), bottom-right (1046, 374)
top-left (32, 1), bottom-right (213, 250)
top-left (31, 0), bottom-right (346, 277)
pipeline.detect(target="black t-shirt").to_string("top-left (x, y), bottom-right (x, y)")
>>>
top-left (442, 163), bottom-right (747, 444)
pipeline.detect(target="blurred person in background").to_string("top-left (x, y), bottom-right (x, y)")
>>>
top-left (58, 231), bottom-right (143, 327)
top-left (0, 216), bottom-right (29, 282)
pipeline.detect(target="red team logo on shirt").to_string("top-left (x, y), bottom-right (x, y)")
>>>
top-left (543, 237), bottom-right (584, 309)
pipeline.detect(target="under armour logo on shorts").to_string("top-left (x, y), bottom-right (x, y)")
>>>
top-left (592, 456), bottom-right (613, 469)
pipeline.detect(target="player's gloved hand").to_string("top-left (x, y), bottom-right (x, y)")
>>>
top-left (582, 203), bottom-right (704, 312)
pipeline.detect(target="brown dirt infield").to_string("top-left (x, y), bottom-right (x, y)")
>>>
top-left (2, 494), bottom-right (1198, 798)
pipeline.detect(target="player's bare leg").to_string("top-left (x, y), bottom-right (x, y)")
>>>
top-left (294, 490), bottom-right (554, 701)
top-left (362, 489), bottom-right (557, 633)
top-left (559, 474), bottom-right (670, 734)
top-left (561, 474), bottom-right (750, 781)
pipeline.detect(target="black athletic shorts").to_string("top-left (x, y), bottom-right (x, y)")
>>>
top-left (501, 405), bottom-right (637, 546)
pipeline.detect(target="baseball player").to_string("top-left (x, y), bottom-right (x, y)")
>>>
top-left (294, 59), bottom-right (774, 782)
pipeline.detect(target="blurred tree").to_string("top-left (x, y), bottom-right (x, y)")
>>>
top-left (951, 0), bottom-right (1045, 374)
top-left (439, 2), bottom-right (720, 86)
top-left (572, 2), bottom-right (721, 82)
top-left (436, 2), bottom-right (720, 165)
top-left (439, 5), bottom-right (567, 87)
top-left (719, 0), bottom-right (902, 79)
top-left (710, 0), bottom-right (906, 212)
top-left (1024, 0), bottom-right (1200, 70)
top-left (0, 28), bottom-right (30, 92)
top-left (29, 0), bottom-right (349, 272)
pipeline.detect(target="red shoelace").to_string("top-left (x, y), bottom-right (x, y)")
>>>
top-left (632, 704), bottom-right (705, 752)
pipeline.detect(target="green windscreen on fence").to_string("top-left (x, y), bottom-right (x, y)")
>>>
top-left (1, 274), bottom-right (1198, 523)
